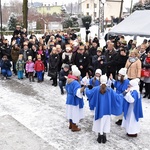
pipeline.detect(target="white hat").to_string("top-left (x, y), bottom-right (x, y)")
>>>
top-left (95, 69), bottom-right (102, 75)
top-left (118, 68), bottom-right (127, 76)
top-left (100, 75), bottom-right (107, 84)
top-left (129, 78), bottom-right (140, 87)
top-left (28, 56), bottom-right (32, 60)
top-left (71, 65), bottom-right (81, 77)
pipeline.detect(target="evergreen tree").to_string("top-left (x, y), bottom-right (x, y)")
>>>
top-left (7, 13), bottom-right (18, 30)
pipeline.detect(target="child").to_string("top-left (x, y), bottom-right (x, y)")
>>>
top-left (34, 54), bottom-right (45, 82)
top-left (0, 55), bottom-right (12, 79)
top-left (16, 54), bottom-right (25, 79)
top-left (66, 65), bottom-right (85, 132)
top-left (59, 64), bottom-right (70, 95)
top-left (122, 78), bottom-right (143, 137)
top-left (89, 69), bottom-right (102, 88)
top-left (86, 75), bottom-right (124, 143)
top-left (26, 56), bottom-right (35, 82)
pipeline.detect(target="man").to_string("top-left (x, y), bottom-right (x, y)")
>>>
top-left (74, 45), bottom-right (89, 77)
top-left (104, 42), bottom-right (117, 79)
top-left (89, 41), bottom-right (98, 65)
top-left (59, 64), bottom-right (70, 95)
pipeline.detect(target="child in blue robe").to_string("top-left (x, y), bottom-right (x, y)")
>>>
top-left (89, 69), bottom-right (102, 87)
top-left (86, 75), bottom-right (124, 143)
top-left (122, 78), bottom-right (143, 137)
top-left (109, 68), bottom-right (130, 125)
top-left (66, 65), bottom-right (86, 132)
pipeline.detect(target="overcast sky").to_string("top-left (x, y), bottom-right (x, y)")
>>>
top-left (2, 0), bottom-right (140, 8)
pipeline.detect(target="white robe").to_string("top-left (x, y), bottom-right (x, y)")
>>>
top-left (66, 89), bottom-right (84, 124)
top-left (121, 92), bottom-right (140, 134)
top-left (92, 114), bottom-right (111, 135)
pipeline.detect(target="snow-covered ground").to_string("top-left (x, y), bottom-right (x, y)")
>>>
top-left (0, 74), bottom-right (150, 150)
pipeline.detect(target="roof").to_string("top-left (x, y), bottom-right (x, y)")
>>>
top-left (109, 10), bottom-right (150, 37)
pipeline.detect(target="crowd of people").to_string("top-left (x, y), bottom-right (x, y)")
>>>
top-left (0, 25), bottom-right (149, 143)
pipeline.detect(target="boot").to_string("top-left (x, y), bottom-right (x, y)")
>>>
top-left (102, 134), bottom-right (107, 143)
top-left (29, 76), bottom-right (31, 82)
top-left (71, 123), bottom-right (81, 132)
top-left (69, 122), bottom-right (72, 129)
top-left (127, 133), bottom-right (137, 137)
top-left (97, 134), bottom-right (102, 143)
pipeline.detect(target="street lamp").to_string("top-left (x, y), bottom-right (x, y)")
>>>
top-left (98, 0), bottom-right (106, 39)
top-left (0, 0), bottom-right (3, 39)
top-left (41, 18), bottom-right (47, 34)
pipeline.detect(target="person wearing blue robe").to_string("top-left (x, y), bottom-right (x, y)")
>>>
top-left (122, 78), bottom-right (143, 137)
top-left (66, 65), bottom-right (85, 132)
top-left (109, 68), bottom-right (130, 125)
top-left (86, 75), bottom-right (124, 144)
top-left (89, 69), bottom-right (102, 87)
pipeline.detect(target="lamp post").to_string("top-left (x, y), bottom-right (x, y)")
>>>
top-left (0, 0), bottom-right (2, 39)
top-left (98, 0), bottom-right (105, 40)
top-left (41, 18), bottom-right (47, 34)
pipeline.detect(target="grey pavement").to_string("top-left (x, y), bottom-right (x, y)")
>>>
top-left (0, 115), bottom-right (56, 150)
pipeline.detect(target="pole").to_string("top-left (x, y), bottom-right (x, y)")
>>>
top-left (98, 0), bottom-right (101, 40)
top-left (0, 0), bottom-right (2, 39)
top-left (44, 23), bottom-right (46, 33)
top-left (130, 0), bottom-right (133, 14)
top-left (119, 0), bottom-right (123, 23)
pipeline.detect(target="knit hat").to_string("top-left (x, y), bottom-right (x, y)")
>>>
top-left (64, 64), bottom-right (70, 69)
top-left (97, 47), bottom-right (103, 52)
top-left (95, 69), bottom-right (102, 75)
top-left (71, 65), bottom-right (81, 77)
top-left (28, 56), bottom-right (32, 60)
top-left (129, 78), bottom-right (140, 95)
top-left (100, 75), bottom-right (107, 84)
top-left (118, 68), bottom-right (127, 76)
top-left (129, 78), bottom-right (140, 87)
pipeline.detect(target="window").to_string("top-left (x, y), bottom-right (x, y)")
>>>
top-left (87, 12), bottom-right (89, 15)
top-left (94, 3), bottom-right (97, 8)
top-left (87, 4), bottom-right (89, 8)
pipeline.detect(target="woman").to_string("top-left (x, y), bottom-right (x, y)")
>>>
top-left (122, 78), bottom-right (143, 137)
top-left (48, 47), bottom-right (60, 86)
top-left (125, 51), bottom-right (141, 80)
top-left (142, 51), bottom-right (150, 99)
top-left (66, 65), bottom-right (85, 132)
top-left (86, 75), bottom-right (123, 144)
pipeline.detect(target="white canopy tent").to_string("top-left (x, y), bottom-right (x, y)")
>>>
top-left (108, 10), bottom-right (150, 38)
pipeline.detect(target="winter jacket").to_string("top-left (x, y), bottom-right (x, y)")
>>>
top-left (11, 47), bottom-right (20, 62)
top-left (125, 58), bottom-right (141, 79)
top-left (48, 54), bottom-right (60, 72)
top-left (0, 59), bottom-right (12, 70)
top-left (16, 59), bottom-right (25, 71)
top-left (34, 60), bottom-right (44, 72)
top-left (59, 69), bottom-right (69, 81)
top-left (26, 61), bottom-right (34, 73)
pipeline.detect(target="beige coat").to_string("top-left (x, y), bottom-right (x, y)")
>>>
top-left (125, 59), bottom-right (141, 79)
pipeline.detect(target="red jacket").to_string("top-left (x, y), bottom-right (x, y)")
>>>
top-left (34, 60), bottom-right (44, 71)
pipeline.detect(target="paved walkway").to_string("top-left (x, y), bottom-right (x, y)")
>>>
top-left (0, 115), bottom-right (56, 150)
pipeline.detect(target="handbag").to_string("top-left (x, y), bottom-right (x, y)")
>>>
top-left (141, 68), bottom-right (150, 77)
top-left (48, 71), bottom-right (57, 78)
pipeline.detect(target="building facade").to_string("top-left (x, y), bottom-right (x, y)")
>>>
top-left (80, 0), bottom-right (122, 22)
